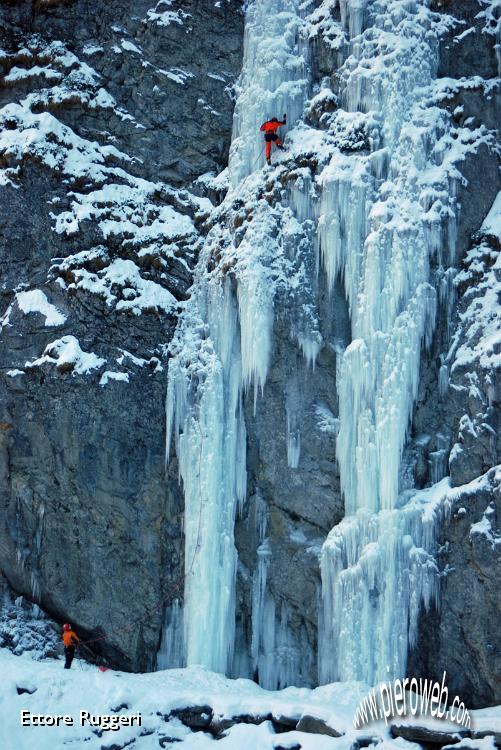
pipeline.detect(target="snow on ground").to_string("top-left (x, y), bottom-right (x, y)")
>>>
top-left (2, 648), bottom-right (499, 750)
top-left (0, 649), bottom-right (361, 750)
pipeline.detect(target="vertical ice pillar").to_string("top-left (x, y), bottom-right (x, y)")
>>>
top-left (157, 599), bottom-right (184, 669)
top-left (229, 0), bottom-right (309, 186)
top-left (319, 0), bottom-right (456, 685)
top-left (165, 275), bottom-right (246, 673)
top-left (162, 0), bottom-right (310, 676)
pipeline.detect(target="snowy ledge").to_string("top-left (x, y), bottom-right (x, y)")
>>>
top-left (25, 335), bottom-right (105, 376)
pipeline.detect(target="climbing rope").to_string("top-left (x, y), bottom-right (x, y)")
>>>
top-left (252, 145), bottom-right (266, 170)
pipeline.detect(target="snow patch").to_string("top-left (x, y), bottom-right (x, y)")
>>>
top-left (315, 403), bottom-right (339, 435)
top-left (99, 370), bottom-right (130, 386)
top-left (59, 258), bottom-right (178, 316)
top-left (26, 335), bottom-right (105, 375)
top-left (480, 190), bottom-right (501, 240)
top-left (145, 0), bottom-right (191, 27)
top-left (470, 502), bottom-right (501, 548)
top-left (15, 290), bottom-right (66, 327)
top-left (121, 39), bottom-right (142, 54)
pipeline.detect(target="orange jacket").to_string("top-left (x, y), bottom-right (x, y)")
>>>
top-left (260, 119), bottom-right (286, 134)
top-left (62, 629), bottom-right (80, 648)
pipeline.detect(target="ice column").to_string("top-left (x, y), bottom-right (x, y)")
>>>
top-left (249, 494), bottom-right (306, 689)
top-left (319, 0), bottom-right (456, 684)
top-left (163, 0), bottom-right (309, 675)
top-left (165, 273), bottom-right (246, 673)
top-left (229, 0), bottom-right (309, 186)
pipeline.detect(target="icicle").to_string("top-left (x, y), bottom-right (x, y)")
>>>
top-left (254, 592), bottom-right (306, 690)
top-left (340, 0), bottom-right (369, 39)
top-left (250, 493), bottom-right (271, 673)
top-left (286, 415), bottom-right (301, 469)
top-left (439, 359), bottom-right (449, 399)
top-left (163, 274), bottom-right (245, 674)
top-left (429, 433), bottom-right (449, 484)
top-left (237, 264), bottom-right (274, 405)
top-left (285, 376), bottom-right (303, 469)
top-left (157, 600), bottom-right (184, 669)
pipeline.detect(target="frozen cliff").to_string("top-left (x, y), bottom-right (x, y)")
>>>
top-left (0, 0), bottom-right (500, 711)
top-left (163, 0), bottom-right (500, 705)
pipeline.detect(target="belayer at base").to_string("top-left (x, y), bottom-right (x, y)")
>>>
top-left (260, 114), bottom-right (286, 165)
top-left (62, 622), bottom-right (80, 669)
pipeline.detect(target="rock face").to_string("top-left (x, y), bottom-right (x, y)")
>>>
top-left (433, 472), bottom-right (500, 708)
top-left (235, 301), bottom-right (346, 686)
top-left (0, 0), bottom-right (499, 704)
top-left (431, 210), bottom-right (501, 708)
top-left (0, 0), bottom-right (244, 670)
top-left (406, 4), bottom-right (501, 708)
top-left (0, 0), bottom-right (243, 185)
top-left (408, 467), bottom-right (501, 708)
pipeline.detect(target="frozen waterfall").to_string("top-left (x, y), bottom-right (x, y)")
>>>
top-left (163, 0), bottom-right (308, 675)
top-left (229, 0), bottom-right (309, 186)
top-left (165, 275), bottom-right (246, 673)
top-left (162, 0), bottom-right (465, 686)
top-left (318, 0), bottom-right (459, 685)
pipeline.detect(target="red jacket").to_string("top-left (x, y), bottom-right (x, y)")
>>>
top-left (260, 119), bottom-right (286, 134)
top-left (62, 629), bottom-right (80, 648)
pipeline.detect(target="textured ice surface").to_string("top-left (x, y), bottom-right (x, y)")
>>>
top-left (164, 0), bottom-right (309, 678)
top-left (318, 0), bottom-right (459, 685)
top-left (163, 0), bottom-right (496, 687)
top-left (229, 0), bottom-right (309, 185)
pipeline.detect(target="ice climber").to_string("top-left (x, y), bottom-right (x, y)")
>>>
top-left (260, 114), bottom-right (286, 165)
top-left (62, 622), bottom-right (80, 669)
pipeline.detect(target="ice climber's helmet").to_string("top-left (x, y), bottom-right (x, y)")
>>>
top-left (63, 623), bottom-right (71, 631)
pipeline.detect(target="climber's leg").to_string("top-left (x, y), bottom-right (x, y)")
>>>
top-left (265, 139), bottom-right (272, 163)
